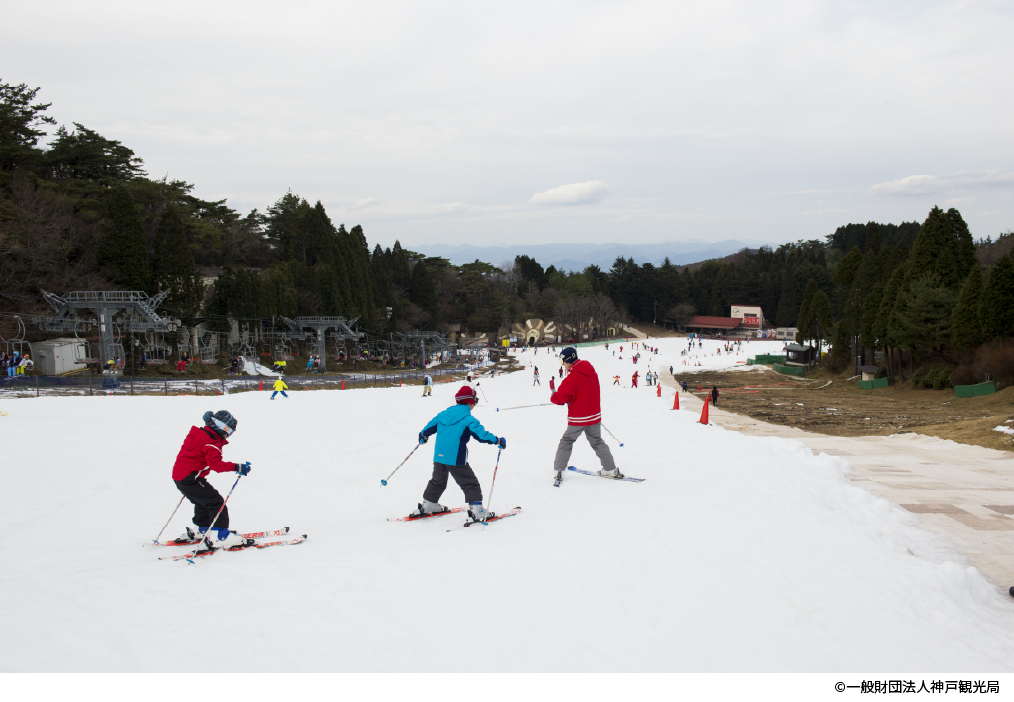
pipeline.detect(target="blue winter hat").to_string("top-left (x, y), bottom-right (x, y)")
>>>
top-left (560, 347), bottom-right (578, 364)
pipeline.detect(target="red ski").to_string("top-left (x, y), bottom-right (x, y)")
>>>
top-left (159, 535), bottom-right (307, 561)
top-left (463, 506), bottom-right (522, 527)
top-left (158, 527), bottom-right (289, 546)
top-left (389, 507), bottom-right (466, 522)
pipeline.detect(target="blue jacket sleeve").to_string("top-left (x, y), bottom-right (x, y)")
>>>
top-left (420, 416), bottom-right (439, 440)
top-left (464, 415), bottom-right (498, 445)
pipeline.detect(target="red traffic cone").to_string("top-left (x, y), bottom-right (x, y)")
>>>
top-left (399, 380), bottom-right (402, 387)
top-left (672, 392), bottom-right (680, 410)
top-left (259, 379), bottom-right (263, 391)
top-left (341, 379), bottom-right (345, 390)
top-left (698, 383), bottom-right (702, 391)
top-left (656, 384), bottom-right (661, 398)
top-left (699, 396), bottom-right (710, 425)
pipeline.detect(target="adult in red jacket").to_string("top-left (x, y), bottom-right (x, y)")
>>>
top-left (171, 410), bottom-right (252, 549)
top-left (549, 347), bottom-right (621, 482)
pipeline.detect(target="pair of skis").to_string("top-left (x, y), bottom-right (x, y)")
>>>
top-left (555, 466), bottom-right (645, 486)
top-left (390, 506), bottom-right (523, 526)
top-left (157, 527), bottom-right (307, 562)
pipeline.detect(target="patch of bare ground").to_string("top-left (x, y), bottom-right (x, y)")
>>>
top-left (675, 366), bottom-right (1014, 451)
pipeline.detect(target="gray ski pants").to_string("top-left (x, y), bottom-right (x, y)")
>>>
top-left (553, 422), bottom-right (616, 474)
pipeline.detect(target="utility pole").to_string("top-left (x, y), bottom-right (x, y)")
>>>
top-left (652, 300), bottom-right (658, 325)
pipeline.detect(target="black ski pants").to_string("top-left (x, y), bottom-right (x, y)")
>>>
top-left (423, 462), bottom-right (482, 503)
top-left (174, 473), bottom-right (229, 529)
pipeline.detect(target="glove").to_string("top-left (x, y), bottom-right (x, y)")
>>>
top-left (235, 462), bottom-right (252, 476)
top-left (419, 432), bottom-right (428, 444)
top-left (497, 437), bottom-right (507, 450)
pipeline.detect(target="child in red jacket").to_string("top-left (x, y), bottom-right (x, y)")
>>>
top-left (172, 410), bottom-right (252, 549)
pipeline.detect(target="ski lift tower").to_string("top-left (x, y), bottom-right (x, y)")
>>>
top-left (281, 316), bottom-right (361, 372)
top-left (39, 290), bottom-right (173, 367)
top-left (395, 331), bottom-right (452, 365)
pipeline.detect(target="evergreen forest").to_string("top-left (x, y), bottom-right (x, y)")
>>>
top-left (2, 81), bottom-right (1014, 386)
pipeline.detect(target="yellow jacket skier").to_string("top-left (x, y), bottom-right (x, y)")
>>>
top-left (271, 376), bottom-right (289, 400)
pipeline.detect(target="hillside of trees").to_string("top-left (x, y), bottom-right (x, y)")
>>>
top-left (2, 80), bottom-right (1013, 386)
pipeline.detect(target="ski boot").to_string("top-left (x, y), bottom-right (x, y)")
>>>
top-left (411, 499), bottom-right (448, 516)
top-left (553, 470), bottom-right (563, 487)
top-left (467, 502), bottom-right (496, 523)
top-left (597, 467), bottom-right (625, 479)
top-left (203, 528), bottom-right (253, 551)
top-left (173, 525), bottom-right (208, 543)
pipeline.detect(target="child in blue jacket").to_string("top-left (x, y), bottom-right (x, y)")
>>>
top-left (414, 385), bottom-right (507, 522)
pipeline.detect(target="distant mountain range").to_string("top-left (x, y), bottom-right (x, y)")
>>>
top-left (408, 240), bottom-right (774, 271)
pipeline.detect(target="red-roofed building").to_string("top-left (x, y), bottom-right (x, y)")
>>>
top-left (686, 315), bottom-right (743, 332)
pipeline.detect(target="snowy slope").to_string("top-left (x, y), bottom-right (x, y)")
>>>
top-left (3, 338), bottom-right (1014, 672)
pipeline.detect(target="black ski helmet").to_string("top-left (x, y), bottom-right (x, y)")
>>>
top-left (203, 410), bottom-right (238, 437)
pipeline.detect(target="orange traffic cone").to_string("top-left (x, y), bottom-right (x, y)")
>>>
top-left (259, 379), bottom-right (263, 391)
top-left (656, 384), bottom-right (661, 398)
top-left (672, 392), bottom-right (680, 410)
top-left (699, 396), bottom-right (710, 425)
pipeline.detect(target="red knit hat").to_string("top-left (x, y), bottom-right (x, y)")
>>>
top-left (455, 385), bottom-right (478, 405)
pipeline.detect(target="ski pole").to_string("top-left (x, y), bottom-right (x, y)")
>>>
top-left (482, 448), bottom-right (503, 524)
top-left (202, 473), bottom-right (244, 540)
top-left (475, 382), bottom-right (489, 404)
top-left (381, 441), bottom-right (423, 486)
top-left (150, 494), bottom-right (186, 546)
top-left (496, 403), bottom-right (552, 412)
top-left (601, 423), bottom-right (625, 447)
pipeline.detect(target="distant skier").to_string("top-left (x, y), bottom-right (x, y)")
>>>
top-left (413, 385), bottom-right (507, 523)
top-left (631, 371), bottom-right (639, 388)
top-left (612, 375), bottom-right (620, 386)
top-left (550, 347), bottom-right (621, 483)
top-left (171, 410), bottom-right (252, 549)
top-left (423, 373), bottom-right (433, 397)
top-left (549, 376), bottom-right (556, 392)
top-left (558, 366), bottom-right (563, 378)
top-left (271, 376), bottom-right (289, 400)
top-left (711, 385), bottom-right (719, 406)
top-left (533, 366), bottom-right (540, 386)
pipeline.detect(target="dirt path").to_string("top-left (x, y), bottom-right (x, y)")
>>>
top-left (661, 371), bottom-right (1014, 590)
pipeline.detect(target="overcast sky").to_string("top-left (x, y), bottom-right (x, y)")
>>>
top-left (6, 0), bottom-right (1014, 249)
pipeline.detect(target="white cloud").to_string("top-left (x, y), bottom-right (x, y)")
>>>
top-left (870, 170), bottom-right (1014, 197)
top-left (348, 197), bottom-right (381, 211)
top-left (529, 181), bottom-right (610, 206)
top-left (431, 201), bottom-right (472, 214)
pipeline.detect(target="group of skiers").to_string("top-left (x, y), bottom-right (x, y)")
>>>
top-left (170, 346), bottom-right (621, 545)
top-left (2, 351), bottom-right (32, 378)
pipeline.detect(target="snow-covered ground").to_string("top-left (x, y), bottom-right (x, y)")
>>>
top-left (3, 337), bottom-right (1014, 673)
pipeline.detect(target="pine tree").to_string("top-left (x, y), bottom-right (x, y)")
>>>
top-left (981, 255), bottom-right (1014, 342)
top-left (907, 206), bottom-right (962, 290)
top-left (950, 266), bottom-right (985, 349)
top-left (151, 206), bottom-right (202, 354)
top-left (99, 186), bottom-right (150, 291)
top-left (945, 208), bottom-right (977, 284)
top-left (409, 260), bottom-right (438, 318)
top-left (775, 269), bottom-right (797, 327)
top-left (796, 278), bottom-right (818, 343)
top-left (895, 275), bottom-right (957, 354)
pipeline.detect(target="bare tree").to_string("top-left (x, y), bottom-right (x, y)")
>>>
top-left (587, 293), bottom-right (621, 335)
top-left (491, 259), bottom-right (519, 296)
top-left (664, 302), bottom-right (697, 331)
top-left (553, 297), bottom-right (590, 339)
